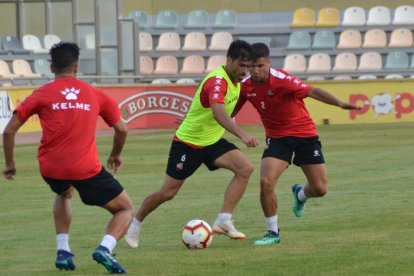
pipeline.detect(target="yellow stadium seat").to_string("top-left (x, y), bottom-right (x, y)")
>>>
top-left (316, 7), bottom-right (340, 27)
top-left (291, 8), bottom-right (315, 28)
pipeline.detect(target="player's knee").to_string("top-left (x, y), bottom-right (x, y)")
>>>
top-left (314, 182), bottom-right (328, 197)
top-left (161, 189), bottom-right (178, 201)
top-left (236, 161), bottom-right (254, 179)
top-left (260, 177), bottom-right (274, 193)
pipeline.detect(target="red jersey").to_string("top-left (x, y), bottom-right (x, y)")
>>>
top-left (238, 68), bottom-right (317, 138)
top-left (15, 77), bottom-right (121, 179)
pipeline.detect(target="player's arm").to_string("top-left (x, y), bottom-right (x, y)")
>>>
top-left (107, 120), bottom-right (128, 173)
top-left (2, 114), bottom-right (24, 180)
top-left (231, 96), bottom-right (247, 118)
top-left (308, 87), bottom-right (361, 110)
top-left (211, 103), bottom-right (259, 147)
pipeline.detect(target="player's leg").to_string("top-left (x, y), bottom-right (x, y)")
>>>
top-left (210, 145), bottom-right (254, 239)
top-left (301, 163), bottom-right (328, 198)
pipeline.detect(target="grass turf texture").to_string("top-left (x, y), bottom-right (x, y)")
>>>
top-left (1, 123), bottom-right (413, 275)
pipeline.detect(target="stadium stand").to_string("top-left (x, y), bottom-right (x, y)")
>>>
top-left (307, 76), bottom-right (325, 81)
top-left (286, 30), bottom-right (311, 50)
top-left (392, 5), bottom-right (414, 25)
top-left (43, 34), bottom-right (61, 51)
top-left (312, 30), bottom-right (336, 50)
top-left (213, 9), bottom-right (237, 28)
top-left (2, 35), bottom-right (31, 54)
top-left (154, 10), bottom-right (178, 29)
top-left (185, 9), bottom-right (209, 29)
top-left (182, 32), bottom-right (207, 51)
top-left (358, 74), bottom-right (378, 80)
top-left (342, 6), bottom-right (366, 26)
top-left (0, 60), bottom-right (18, 78)
top-left (155, 32), bottom-right (180, 51)
top-left (388, 28), bottom-right (413, 48)
top-left (283, 54), bottom-right (306, 73)
top-left (205, 55), bottom-right (226, 73)
top-left (337, 29), bottom-right (362, 49)
top-left (127, 10), bottom-right (150, 29)
top-left (139, 56), bottom-right (154, 75)
top-left (180, 55), bottom-right (205, 75)
top-left (208, 31), bottom-right (233, 51)
top-left (12, 59), bottom-right (41, 78)
top-left (385, 73), bottom-right (404, 79)
top-left (153, 56), bottom-right (179, 75)
top-left (366, 6), bottom-right (391, 26)
top-left (362, 29), bottom-right (387, 48)
top-left (358, 52), bottom-right (383, 71)
top-left (139, 32), bottom-right (153, 52)
top-left (307, 53), bottom-right (331, 72)
top-left (333, 52), bottom-right (357, 72)
top-left (291, 7), bottom-right (315, 27)
top-left (33, 59), bottom-right (53, 78)
top-left (315, 7), bottom-right (340, 27)
top-left (333, 75), bottom-right (352, 80)
top-left (384, 51), bottom-right (409, 70)
top-left (22, 35), bottom-right (48, 54)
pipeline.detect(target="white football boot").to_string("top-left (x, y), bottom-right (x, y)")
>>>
top-left (212, 220), bottom-right (246, 240)
top-left (124, 222), bottom-right (141, 248)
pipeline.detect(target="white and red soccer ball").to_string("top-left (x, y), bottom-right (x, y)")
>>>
top-left (181, 219), bottom-right (213, 249)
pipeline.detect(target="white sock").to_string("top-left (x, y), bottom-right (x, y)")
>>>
top-left (128, 217), bottom-right (142, 234)
top-left (298, 188), bottom-right (308, 203)
top-left (265, 215), bottom-right (278, 233)
top-left (216, 212), bottom-right (232, 224)
top-left (56, 233), bottom-right (71, 252)
top-left (100, 235), bottom-right (117, 253)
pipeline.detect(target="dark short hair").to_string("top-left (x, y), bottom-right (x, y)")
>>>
top-left (251, 43), bottom-right (270, 60)
top-left (49, 42), bottom-right (80, 70)
top-left (227, 39), bottom-right (253, 61)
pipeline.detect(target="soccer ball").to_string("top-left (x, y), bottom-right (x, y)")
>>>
top-left (181, 219), bottom-right (213, 249)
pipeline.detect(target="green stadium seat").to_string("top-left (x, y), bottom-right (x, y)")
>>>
top-left (213, 9), bottom-right (237, 28)
top-left (127, 10), bottom-right (149, 29)
top-left (185, 9), bottom-right (209, 29)
top-left (312, 30), bottom-right (336, 50)
top-left (384, 51), bottom-right (409, 70)
top-left (33, 59), bottom-right (54, 78)
top-left (287, 30), bottom-right (311, 50)
top-left (155, 10), bottom-right (178, 29)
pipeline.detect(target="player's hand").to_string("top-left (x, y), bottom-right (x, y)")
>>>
top-left (241, 134), bottom-right (259, 148)
top-left (107, 156), bottom-right (123, 173)
top-left (340, 102), bottom-right (362, 110)
top-left (3, 165), bottom-right (16, 180)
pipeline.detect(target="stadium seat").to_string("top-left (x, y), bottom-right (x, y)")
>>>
top-left (182, 32), bottom-right (207, 51)
top-left (307, 76), bottom-right (325, 81)
top-left (208, 31), bottom-right (233, 51)
top-left (315, 7), bottom-right (340, 27)
top-left (139, 32), bottom-right (153, 52)
top-left (139, 56), bottom-right (154, 75)
top-left (43, 34), bottom-right (61, 50)
top-left (2, 35), bottom-right (31, 54)
top-left (366, 6), bottom-right (391, 26)
top-left (358, 52), bottom-right (382, 71)
top-left (12, 59), bottom-right (41, 78)
top-left (151, 78), bottom-right (171, 84)
top-left (286, 30), bottom-right (311, 50)
top-left (155, 32), bottom-right (180, 51)
top-left (153, 56), bottom-right (178, 75)
top-left (205, 55), bottom-right (227, 73)
top-left (362, 29), bottom-right (387, 48)
top-left (185, 9), bottom-right (209, 29)
top-left (385, 73), bottom-right (404, 79)
top-left (358, 74), bottom-right (377, 80)
top-left (155, 10), bottom-right (178, 29)
top-left (180, 55), bottom-right (205, 75)
top-left (384, 51), bottom-right (409, 70)
top-left (291, 7), bottom-right (315, 27)
top-left (0, 60), bottom-right (18, 78)
top-left (333, 53), bottom-right (357, 72)
top-left (312, 30), bottom-right (336, 50)
top-left (342, 6), bottom-right (366, 26)
top-left (337, 29), bottom-right (362, 49)
top-left (22, 35), bottom-right (48, 54)
top-left (388, 28), bottom-right (413, 48)
top-left (307, 53), bottom-right (331, 72)
top-left (333, 75), bottom-right (352, 80)
top-left (176, 78), bottom-right (196, 84)
top-left (392, 5), bottom-right (414, 25)
top-left (127, 10), bottom-right (150, 29)
top-left (283, 54), bottom-right (306, 73)
top-left (33, 59), bottom-right (53, 78)
top-left (213, 9), bottom-right (237, 28)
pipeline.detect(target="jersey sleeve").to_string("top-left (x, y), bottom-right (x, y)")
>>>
top-left (14, 89), bottom-right (42, 123)
top-left (97, 89), bottom-right (122, 126)
top-left (275, 69), bottom-right (312, 99)
top-left (202, 76), bottom-right (228, 105)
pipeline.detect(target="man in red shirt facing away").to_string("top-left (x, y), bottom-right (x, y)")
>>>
top-left (2, 42), bottom-right (134, 274)
top-left (234, 43), bottom-right (361, 245)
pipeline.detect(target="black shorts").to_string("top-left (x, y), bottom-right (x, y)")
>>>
top-left (166, 138), bottom-right (238, 180)
top-left (262, 136), bottom-right (325, 166)
top-left (43, 167), bottom-right (124, 206)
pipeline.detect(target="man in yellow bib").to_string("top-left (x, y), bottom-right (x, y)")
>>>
top-left (125, 40), bottom-right (259, 248)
